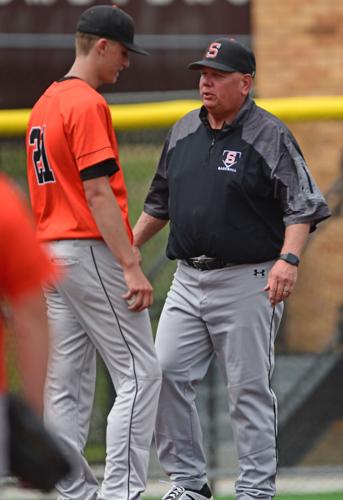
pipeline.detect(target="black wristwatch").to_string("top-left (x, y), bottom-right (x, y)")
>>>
top-left (278, 253), bottom-right (300, 266)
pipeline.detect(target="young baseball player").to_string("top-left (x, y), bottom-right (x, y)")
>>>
top-left (133, 39), bottom-right (331, 500)
top-left (26, 6), bottom-right (161, 500)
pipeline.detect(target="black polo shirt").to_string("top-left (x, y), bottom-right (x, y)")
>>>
top-left (144, 97), bottom-right (330, 264)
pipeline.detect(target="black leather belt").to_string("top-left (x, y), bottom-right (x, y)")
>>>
top-left (185, 257), bottom-right (234, 271)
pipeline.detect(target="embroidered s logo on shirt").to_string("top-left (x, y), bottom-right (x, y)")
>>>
top-left (218, 150), bottom-right (242, 172)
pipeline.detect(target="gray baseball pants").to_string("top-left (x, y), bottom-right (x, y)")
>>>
top-left (155, 260), bottom-right (283, 500)
top-left (44, 239), bottom-right (161, 500)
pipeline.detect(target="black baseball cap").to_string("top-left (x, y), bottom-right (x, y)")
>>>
top-left (77, 5), bottom-right (149, 56)
top-left (188, 38), bottom-right (256, 76)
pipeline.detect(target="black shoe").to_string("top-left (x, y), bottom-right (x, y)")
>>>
top-left (162, 483), bottom-right (213, 499)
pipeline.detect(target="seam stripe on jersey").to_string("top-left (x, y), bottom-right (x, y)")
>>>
top-left (77, 146), bottom-right (114, 160)
top-left (268, 307), bottom-right (278, 468)
top-left (90, 246), bottom-right (138, 500)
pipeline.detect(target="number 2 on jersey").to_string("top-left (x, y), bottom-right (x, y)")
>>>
top-left (29, 127), bottom-right (55, 185)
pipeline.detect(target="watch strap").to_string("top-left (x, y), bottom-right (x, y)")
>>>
top-left (279, 253), bottom-right (300, 266)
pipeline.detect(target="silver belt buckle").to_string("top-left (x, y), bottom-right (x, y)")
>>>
top-left (191, 259), bottom-right (204, 270)
top-left (191, 256), bottom-right (216, 270)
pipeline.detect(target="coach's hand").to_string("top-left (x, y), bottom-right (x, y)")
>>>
top-left (264, 259), bottom-right (298, 306)
top-left (122, 262), bottom-right (153, 312)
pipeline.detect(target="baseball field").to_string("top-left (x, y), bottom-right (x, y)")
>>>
top-left (144, 496), bottom-right (343, 500)
top-left (2, 141), bottom-right (343, 500)
top-left (2, 492), bottom-right (342, 500)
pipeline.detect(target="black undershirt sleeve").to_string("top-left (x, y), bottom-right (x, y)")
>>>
top-left (80, 158), bottom-right (119, 181)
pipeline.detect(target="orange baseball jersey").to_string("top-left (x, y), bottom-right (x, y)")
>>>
top-left (0, 175), bottom-right (55, 393)
top-left (26, 78), bottom-right (133, 243)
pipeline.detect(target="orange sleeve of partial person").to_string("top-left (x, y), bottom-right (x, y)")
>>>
top-left (0, 175), bottom-right (57, 302)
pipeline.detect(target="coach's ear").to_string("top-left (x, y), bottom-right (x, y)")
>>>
top-left (240, 73), bottom-right (253, 97)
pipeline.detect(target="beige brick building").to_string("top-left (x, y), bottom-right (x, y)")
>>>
top-left (252, 0), bottom-right (343, 351)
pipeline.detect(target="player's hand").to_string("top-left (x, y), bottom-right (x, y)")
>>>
top-left (122, 263), bottom-right (153, 312)
top-left (264, 259), bottom-right (298, 306)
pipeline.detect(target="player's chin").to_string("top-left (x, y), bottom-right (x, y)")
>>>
top-left (105, 72), bottom-right (119, 85)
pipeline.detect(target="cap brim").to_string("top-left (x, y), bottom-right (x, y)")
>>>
top-left (122, 41), bottom-right (149, 56)
top-left (188, 59), bottom-right (236, 72)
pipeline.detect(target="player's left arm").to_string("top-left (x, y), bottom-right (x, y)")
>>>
top-left (264, 222), bottom-right (310, 306)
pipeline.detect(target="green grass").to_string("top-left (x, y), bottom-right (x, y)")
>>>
top-left (142, 495), bottom-right (343, 500)
top-left (274, 495), bottom-right (343, 500)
